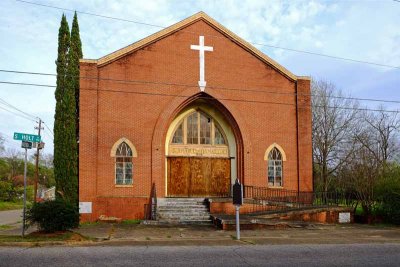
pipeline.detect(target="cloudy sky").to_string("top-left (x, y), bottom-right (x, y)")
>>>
top-left (0, 0), bottom-right (399, 156)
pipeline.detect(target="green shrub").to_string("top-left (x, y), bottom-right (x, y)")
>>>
top-left (379, 193), bottom-right (400, 225)
top-left (0, 181), bottom-right (13, 201)
top-left (26, 199), bottom-right (79, 232)
top-left (375, 165), bottom-right (400, 225)
top-left (0, 181), bottom-right (23, 202)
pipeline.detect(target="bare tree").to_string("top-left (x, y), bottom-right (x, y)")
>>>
top-left (4, 148), bottom-right (23, 180)
top-left (312, 79), bottom-right (359, 192)
top-left (355, 108), bottom-right (400, 166)
top-left (340, 143), bottom-right (380, 215)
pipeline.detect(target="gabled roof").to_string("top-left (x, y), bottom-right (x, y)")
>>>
top-left (80, 11), bottom-right (309, 81)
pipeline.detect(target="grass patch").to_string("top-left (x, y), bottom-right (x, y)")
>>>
top-left (0, 231), bottom-right (92, 243)
top-left (0, 201), bottom-right (24, 211)
top-left (0, 231), bottom-right (74, 243)
top-left (0, 224), bottom-right (13, 230)
top-left (121, 219), bottom-right (141, 225)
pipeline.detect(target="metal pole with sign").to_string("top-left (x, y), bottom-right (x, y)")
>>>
top-left (14, 133), bottom-right (40, 238)
top-left (21, 141), bottom-right (33, 237)
top-left (22, 146), bottom-right (28, 237)
top-left (232, 179), bottom-right (243, 240)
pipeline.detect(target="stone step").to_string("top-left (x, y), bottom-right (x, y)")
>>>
top-left (158, 203), bottom-right (208, 207)
top-left (158, 210), bottom-right (210, 216)
top-left (159, 197), bottom-right (206, 201)
top-left (158, 218), bottom-right (211, 222)
top-left (157, 219), bottom-right (212, 225)
top-left (158, 214), bottom-right (211, 219)
top-left (158, 211), bottom-right (210, 216)
top-left (157, 198), bottom-right (206, 204)
top-left (156, 198), bottom-right (211, 225)
top-left (159, 201), bottom-right (207, 205)
top-left (157, 206), bottom-right (209, 211)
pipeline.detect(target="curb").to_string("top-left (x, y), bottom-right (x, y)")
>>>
top-left (0, 237), bottom-right (244, 247)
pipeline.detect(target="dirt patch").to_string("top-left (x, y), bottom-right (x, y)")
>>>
top-left (28, 231), bottom-right (88, 242)
top-left (28, 231), bottom-right (68, 238)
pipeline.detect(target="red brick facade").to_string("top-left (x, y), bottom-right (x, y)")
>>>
top-left (79, 12), bottom-right (312, 222)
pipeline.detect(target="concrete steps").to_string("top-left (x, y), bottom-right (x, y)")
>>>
top-left (157, 198), bottom-right (211, 224)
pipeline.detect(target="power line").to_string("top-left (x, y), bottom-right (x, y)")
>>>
top-left (1, 68), bottom-right (400, 105)
top-left (42, 130), bottom-right (54, 142)
top-left (0, 81), bottom-right (399, 113)
top-left (0, 96), bottom-right (38, 120)
top-left (0, 80), bottom-right (399, 113)
top-left (14, 0), bottom-right (400, 70)
top-left (0, 105), bottom-right (37, 122)
top-left (0, 80), bottom-right (55, 88)
top-left (79, 86), bottom-right (400, 114)
top-left (42, 122), bottom-right (54, 137)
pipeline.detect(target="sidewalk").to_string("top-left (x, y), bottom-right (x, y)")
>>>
top-left (74, 223), bottom-right (400, 246)
top-left (1, 222), bottom-right (400, 246)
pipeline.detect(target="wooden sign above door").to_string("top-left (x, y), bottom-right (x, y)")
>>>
top-left (169, 145), bottom-right (229, 158)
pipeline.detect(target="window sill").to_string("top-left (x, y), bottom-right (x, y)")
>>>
top-left (268, 186), bottom-right (284, 189)
top-left (115, 185), bottom-right (133, 188)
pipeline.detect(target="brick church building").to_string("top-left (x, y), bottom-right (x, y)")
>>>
top-left (78, 12), bottom-right (312, 222)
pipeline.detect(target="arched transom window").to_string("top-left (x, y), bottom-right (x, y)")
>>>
top-left (267, 148), bottom-right (283, 187)
top-left (172, 111), bottom-right (227, 145)
top-left (115, 142), bottom-right (133, 185)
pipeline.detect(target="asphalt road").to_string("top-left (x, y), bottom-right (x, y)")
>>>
top-left (0, 209), bottom-right (22, 225)
top-left (0, 243), bottom-right (399, 267)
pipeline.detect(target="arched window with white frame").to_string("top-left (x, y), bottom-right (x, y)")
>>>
top-left (265, 145), bottom-right (286, 187)
top-left (111, 138), bottom-right (137, 185)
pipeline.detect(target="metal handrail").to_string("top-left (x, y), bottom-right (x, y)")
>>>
top-left (242, 185), bottom-right (354, 213)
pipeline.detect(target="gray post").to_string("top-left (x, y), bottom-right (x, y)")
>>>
top-left (235, 205), bottom-right (240, 240)
top-left (22, 148), bottom-right (27, 238)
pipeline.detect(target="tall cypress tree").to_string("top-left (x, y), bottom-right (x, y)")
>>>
top-left (66, 12), bottom-right (82, 204)
top-left (54, 14), bottom-right (78, 204)
top-left (69, 12), bottom-right (83, 144)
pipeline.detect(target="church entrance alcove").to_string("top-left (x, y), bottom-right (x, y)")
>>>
top-left (165, 101), bottom-right (237, 197)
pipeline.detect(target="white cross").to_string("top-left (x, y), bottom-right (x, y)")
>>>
top-left (190, 36), bottom-right (213, 92)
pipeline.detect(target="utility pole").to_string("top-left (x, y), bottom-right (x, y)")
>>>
top-left (34, 118), bottom-right (43, 202)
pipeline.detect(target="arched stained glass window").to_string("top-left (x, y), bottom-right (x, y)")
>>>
top-left (268, 148), bottom-right (283, 187)
top-left (200, 113), bottom-right (211, 144)
top-left (172, 123), bottom-right (183, 144)
top-left (187, 112), bottom-right (198, 144)
top-left (214, 125), bottom-right (225, 145)
top-left (115, 142), bottom-right (133, 185)
top-left (171, 111), bottom-right (227, 146)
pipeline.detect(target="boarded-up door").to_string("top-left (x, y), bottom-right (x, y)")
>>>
top-left (167, 157), bottom-right (230, 197)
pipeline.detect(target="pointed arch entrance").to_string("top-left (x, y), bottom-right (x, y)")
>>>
top-left (165, 97), bottom-right (241, 197)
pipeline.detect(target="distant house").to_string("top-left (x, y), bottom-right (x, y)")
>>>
top-left (39, 186), bottom-right (55, 201)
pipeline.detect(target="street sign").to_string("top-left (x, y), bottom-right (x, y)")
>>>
top-left (13, 132), bottom-right (41, 143)
top-left (21, 141), bottom-right (32, 149)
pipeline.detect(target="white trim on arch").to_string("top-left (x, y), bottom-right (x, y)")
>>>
top-left (110, 137), bottom-right (138, 157)
top-left (264, 143), bottom-right (287, 161)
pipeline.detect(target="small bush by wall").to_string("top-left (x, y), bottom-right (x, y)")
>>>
top-left (27, 199), bottom-right (79, 232)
